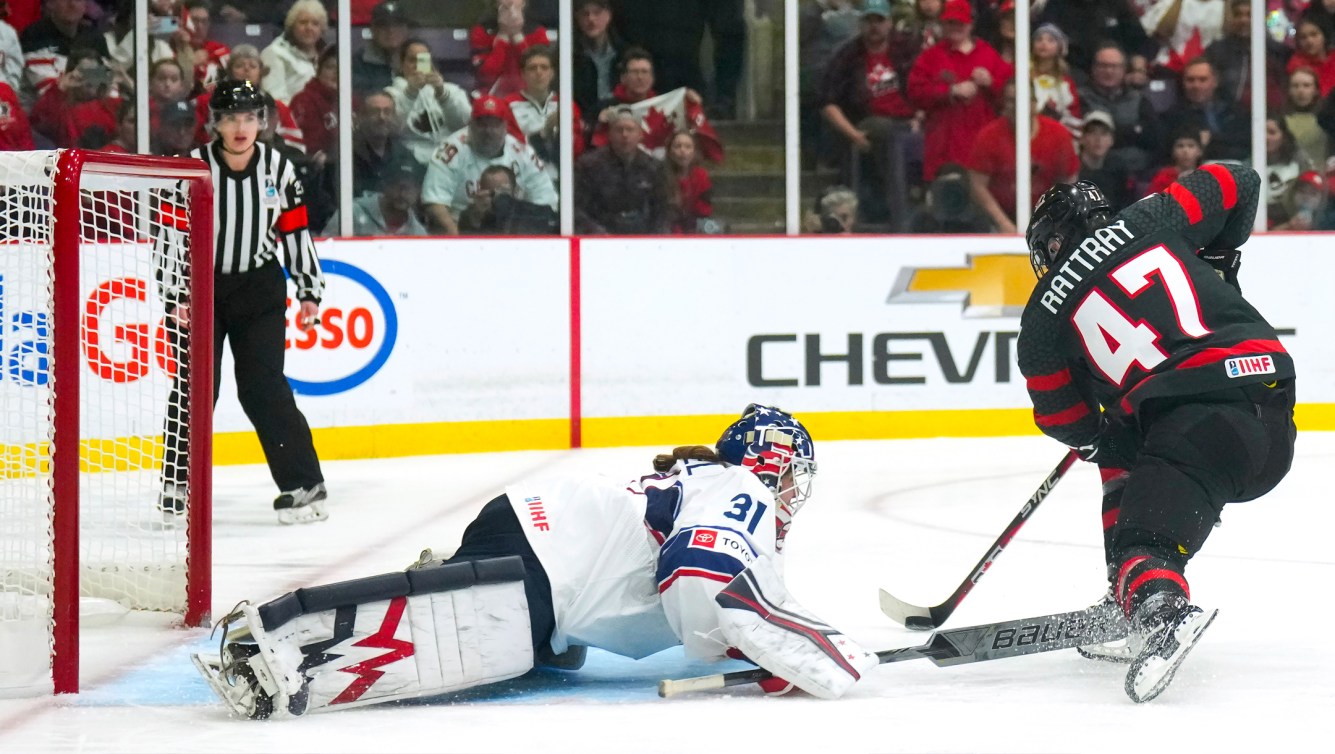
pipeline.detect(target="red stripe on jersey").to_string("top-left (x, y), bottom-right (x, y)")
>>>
top-left (1167, 182), bottom-right (1203, 224)
top-left (1102, 507), bottom-right (1119, 531)
top-left (1026, 368), bottom-right (1072, 391)
top-left (1176, 339), bottom-right (1286, 370)
top-left (276, 205), bottom-right (308, 233)
top-left (1201, 164), bottom-right (1237, 209)
top-left (658, 567), bottom-right (734, 593)
top-left (1034, 402), bottom-right (1090, 427)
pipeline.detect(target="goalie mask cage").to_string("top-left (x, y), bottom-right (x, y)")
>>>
top-left (0, 150), bottom-right (214, 696)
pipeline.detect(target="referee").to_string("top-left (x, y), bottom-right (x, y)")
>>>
top-left (161, 79), bottom-right (328, 525)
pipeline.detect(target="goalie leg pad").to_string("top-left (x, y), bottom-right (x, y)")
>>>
top-left (715, 557), bottom-right (878, 700)
top-left (192, 556), bottom-right (534, 719)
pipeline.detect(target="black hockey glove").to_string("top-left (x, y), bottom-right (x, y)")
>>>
top-left (1198, 248), bottom-right (1241, 293)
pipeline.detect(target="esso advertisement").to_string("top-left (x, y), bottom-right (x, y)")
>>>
top-left (282, 259), bottom-right (397, 396)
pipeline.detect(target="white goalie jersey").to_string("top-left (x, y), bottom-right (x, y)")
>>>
top-left (505, 459), bottom-right (782, 661)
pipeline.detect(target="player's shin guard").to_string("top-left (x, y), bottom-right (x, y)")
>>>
top-left (191, 556), bottom-right (535, 719)
top-left (715, 556), bottom-right (878, 700)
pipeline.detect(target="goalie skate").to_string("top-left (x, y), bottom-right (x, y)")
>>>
top-left (1125, 593), bottom-right (1218, 703)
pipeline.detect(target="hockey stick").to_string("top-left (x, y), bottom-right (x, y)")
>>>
top-left (657, 600), bottom-right (1126, 698)
top-left (878, 449), bottom-right (1081, 631)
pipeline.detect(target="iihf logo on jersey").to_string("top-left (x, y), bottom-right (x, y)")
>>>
top-left (1225, 355), bottom-right (1275, 379)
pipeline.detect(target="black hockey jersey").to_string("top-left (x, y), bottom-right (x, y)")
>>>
top-left (1017, 164), bottom-right (1295, 449)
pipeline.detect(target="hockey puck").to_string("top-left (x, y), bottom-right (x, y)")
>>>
top-left (904, 616), bottom-right (936, 631)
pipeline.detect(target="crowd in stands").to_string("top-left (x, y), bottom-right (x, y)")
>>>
top-left (800, 0), bottom-right (1335, 232)
top-left (0, 0), bottom-right (746, 237)
top-left (12, 0), bottom-right (1335, 236)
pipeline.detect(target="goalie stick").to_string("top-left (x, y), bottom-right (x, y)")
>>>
top-left (657, 600), bottom-right (1126, 698)
top-left (879, 449), bottom-right (1080, 630)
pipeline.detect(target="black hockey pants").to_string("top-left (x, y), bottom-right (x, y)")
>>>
top-left (1108, 379), bottom-right (1296, 566)
top-left (163, 262), bottom-right (323, 492)
top-left (446, 495), bottom-right (557, 653)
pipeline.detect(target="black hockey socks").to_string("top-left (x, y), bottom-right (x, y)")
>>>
top-left (1113, 548), bottom-right (1190, 621)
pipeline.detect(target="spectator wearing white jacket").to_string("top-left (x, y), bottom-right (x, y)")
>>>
top-left (261, 0), bottom-right (327, 102)
top-left (384, 39), bottom-right (471, 164)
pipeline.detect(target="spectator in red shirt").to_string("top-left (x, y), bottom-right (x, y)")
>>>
top-left (471, 0), bottom-right (551, 97)
top-left (819, 0), bottom-right (922, 228)
top-left (0, 79), bottom-right (34, 150)
top-left (1288, 18), bottom-right (1335, 96)
top-left (290, 46), bottom-right (338, 160)
top-left (907, 0), bottom-right (1012, 182)
top-left (106, 98), bottom-right (135, 152)
top-left (590, 47), bottom-right (721, 163)
top-left (1144, 128), bottom-right (1203, 197)
top-left (183, 0), bottom-right (231, 92)
top-left (666, 130), bottom-right (714, 233)
top-left (965, 78), bottom-right (1078, 233)
top-left (30, 47), bottom-right (117, 148)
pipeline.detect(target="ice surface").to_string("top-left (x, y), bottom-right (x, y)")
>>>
top-left (1, 434), bottom-right (1330, 753)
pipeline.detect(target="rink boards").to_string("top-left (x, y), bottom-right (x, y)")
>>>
top-left (207, 233), bottom-right (1332, 463)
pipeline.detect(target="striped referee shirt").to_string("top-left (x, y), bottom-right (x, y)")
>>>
top-left (159, 141), bottom-right (325, 306)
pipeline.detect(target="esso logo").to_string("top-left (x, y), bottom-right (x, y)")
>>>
top-left (283, 259), bottom-right (397, 396)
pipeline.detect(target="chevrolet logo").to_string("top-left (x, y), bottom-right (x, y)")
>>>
top-left (887, 254), bottom-right (1037, 317)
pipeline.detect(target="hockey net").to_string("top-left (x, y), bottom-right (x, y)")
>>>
top-left (0, 150), bottom-right (214, 696)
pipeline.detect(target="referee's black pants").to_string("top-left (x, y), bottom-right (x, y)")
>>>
top-left (164, 262), bottom-right (323, 494)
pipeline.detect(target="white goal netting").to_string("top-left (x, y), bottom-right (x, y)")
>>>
top-left (0, 150), bottom-right (208, 695)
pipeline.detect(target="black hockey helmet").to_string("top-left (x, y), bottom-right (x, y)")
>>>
top-left (1026, 181), bottom-right (1113, 278)
top-left (209, 79), bottom-right (266, 119)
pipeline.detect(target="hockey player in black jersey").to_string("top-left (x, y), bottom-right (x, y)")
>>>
top-left (1019, 164), bottom-right (1296, 703)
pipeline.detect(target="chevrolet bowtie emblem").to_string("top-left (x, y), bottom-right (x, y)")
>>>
top-left (887, 254), bottom-right (1037, 317)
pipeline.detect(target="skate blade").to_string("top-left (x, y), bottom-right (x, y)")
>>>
top-left (1125, 608), bottom-right (1218, 703)
top-left (277, 500), bottom-right (328, 525)
top-left (191, 653), bottom-right (254, 718)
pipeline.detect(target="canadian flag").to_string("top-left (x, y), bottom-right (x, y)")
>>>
top-left (593, 87), bottom-right (725, 164)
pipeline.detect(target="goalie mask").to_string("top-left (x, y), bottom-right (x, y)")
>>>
top-left (716, 405), bottom-right (816, 547)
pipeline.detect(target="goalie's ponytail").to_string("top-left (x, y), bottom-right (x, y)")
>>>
top-left (652, 445), bottom-right (720, 473)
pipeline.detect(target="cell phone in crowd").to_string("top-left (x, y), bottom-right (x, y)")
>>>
top-left (149, 15), bottom-right (180, 37)
top-left (416, 52), bottom-right (431, 74)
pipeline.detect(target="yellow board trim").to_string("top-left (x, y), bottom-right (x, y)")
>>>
top-left (204, 402), bottom-right (1335, 464)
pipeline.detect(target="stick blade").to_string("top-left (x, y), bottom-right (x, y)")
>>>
top-left (879, 588), bottom-right (938, 630)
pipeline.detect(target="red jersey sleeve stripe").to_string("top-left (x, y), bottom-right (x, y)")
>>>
top-left (1026, 368), bottom-right (1072, 391)
top-left (1167, 182), bottom-right (1203, 224)
top-left (1176, 338), bottom-right (1287, 370)
top-left (1034, 401), bottom-right (1091, 427)
top-left (1201, 164), bottom-right (1237, 209)
top-left (276, 205), bottom-right (309, 233)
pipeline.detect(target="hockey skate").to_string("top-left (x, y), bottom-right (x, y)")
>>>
top-left (191, 602), bottom-right (312, 719)
top-left (274, 483), bottom-right (328, 524)
top-left (158, 482), bottom-right (188, 526)
top-left (1124, 592), bottom-right (1217, 703)
top-left (1076, 589), bottom-right (1137, 664)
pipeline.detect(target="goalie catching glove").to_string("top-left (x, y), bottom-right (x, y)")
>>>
top-left (714, 557), bottom-right (878, 699)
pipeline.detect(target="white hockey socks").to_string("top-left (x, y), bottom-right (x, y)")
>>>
top-left (715, 557), bottom-right (878, 699)
top-left (192, 556), bottom-right (535, 719)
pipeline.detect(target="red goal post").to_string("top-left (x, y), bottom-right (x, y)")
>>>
top-left (0, 150), bottom-right (214, 696)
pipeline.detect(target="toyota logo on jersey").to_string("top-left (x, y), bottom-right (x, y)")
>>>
top-left (691, 529), bottom-right (718, 548)
top-left (283, 259), bottom-right (398, 396)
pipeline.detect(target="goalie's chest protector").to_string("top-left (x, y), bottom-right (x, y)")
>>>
top-left (506, 476), bottom-right (679, 659)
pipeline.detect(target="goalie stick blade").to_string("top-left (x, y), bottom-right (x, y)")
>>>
top-left (878, 588), bottom-right (938, 631)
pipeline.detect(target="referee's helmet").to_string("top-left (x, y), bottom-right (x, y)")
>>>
top-left (209, 79), bottom-right (267, 129)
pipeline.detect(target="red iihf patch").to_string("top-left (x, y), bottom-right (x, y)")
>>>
top-left (690, 529), bottom-right (718, 549)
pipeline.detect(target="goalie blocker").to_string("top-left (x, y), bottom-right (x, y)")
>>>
top-left (192, 557), bottom-right (535, 719)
